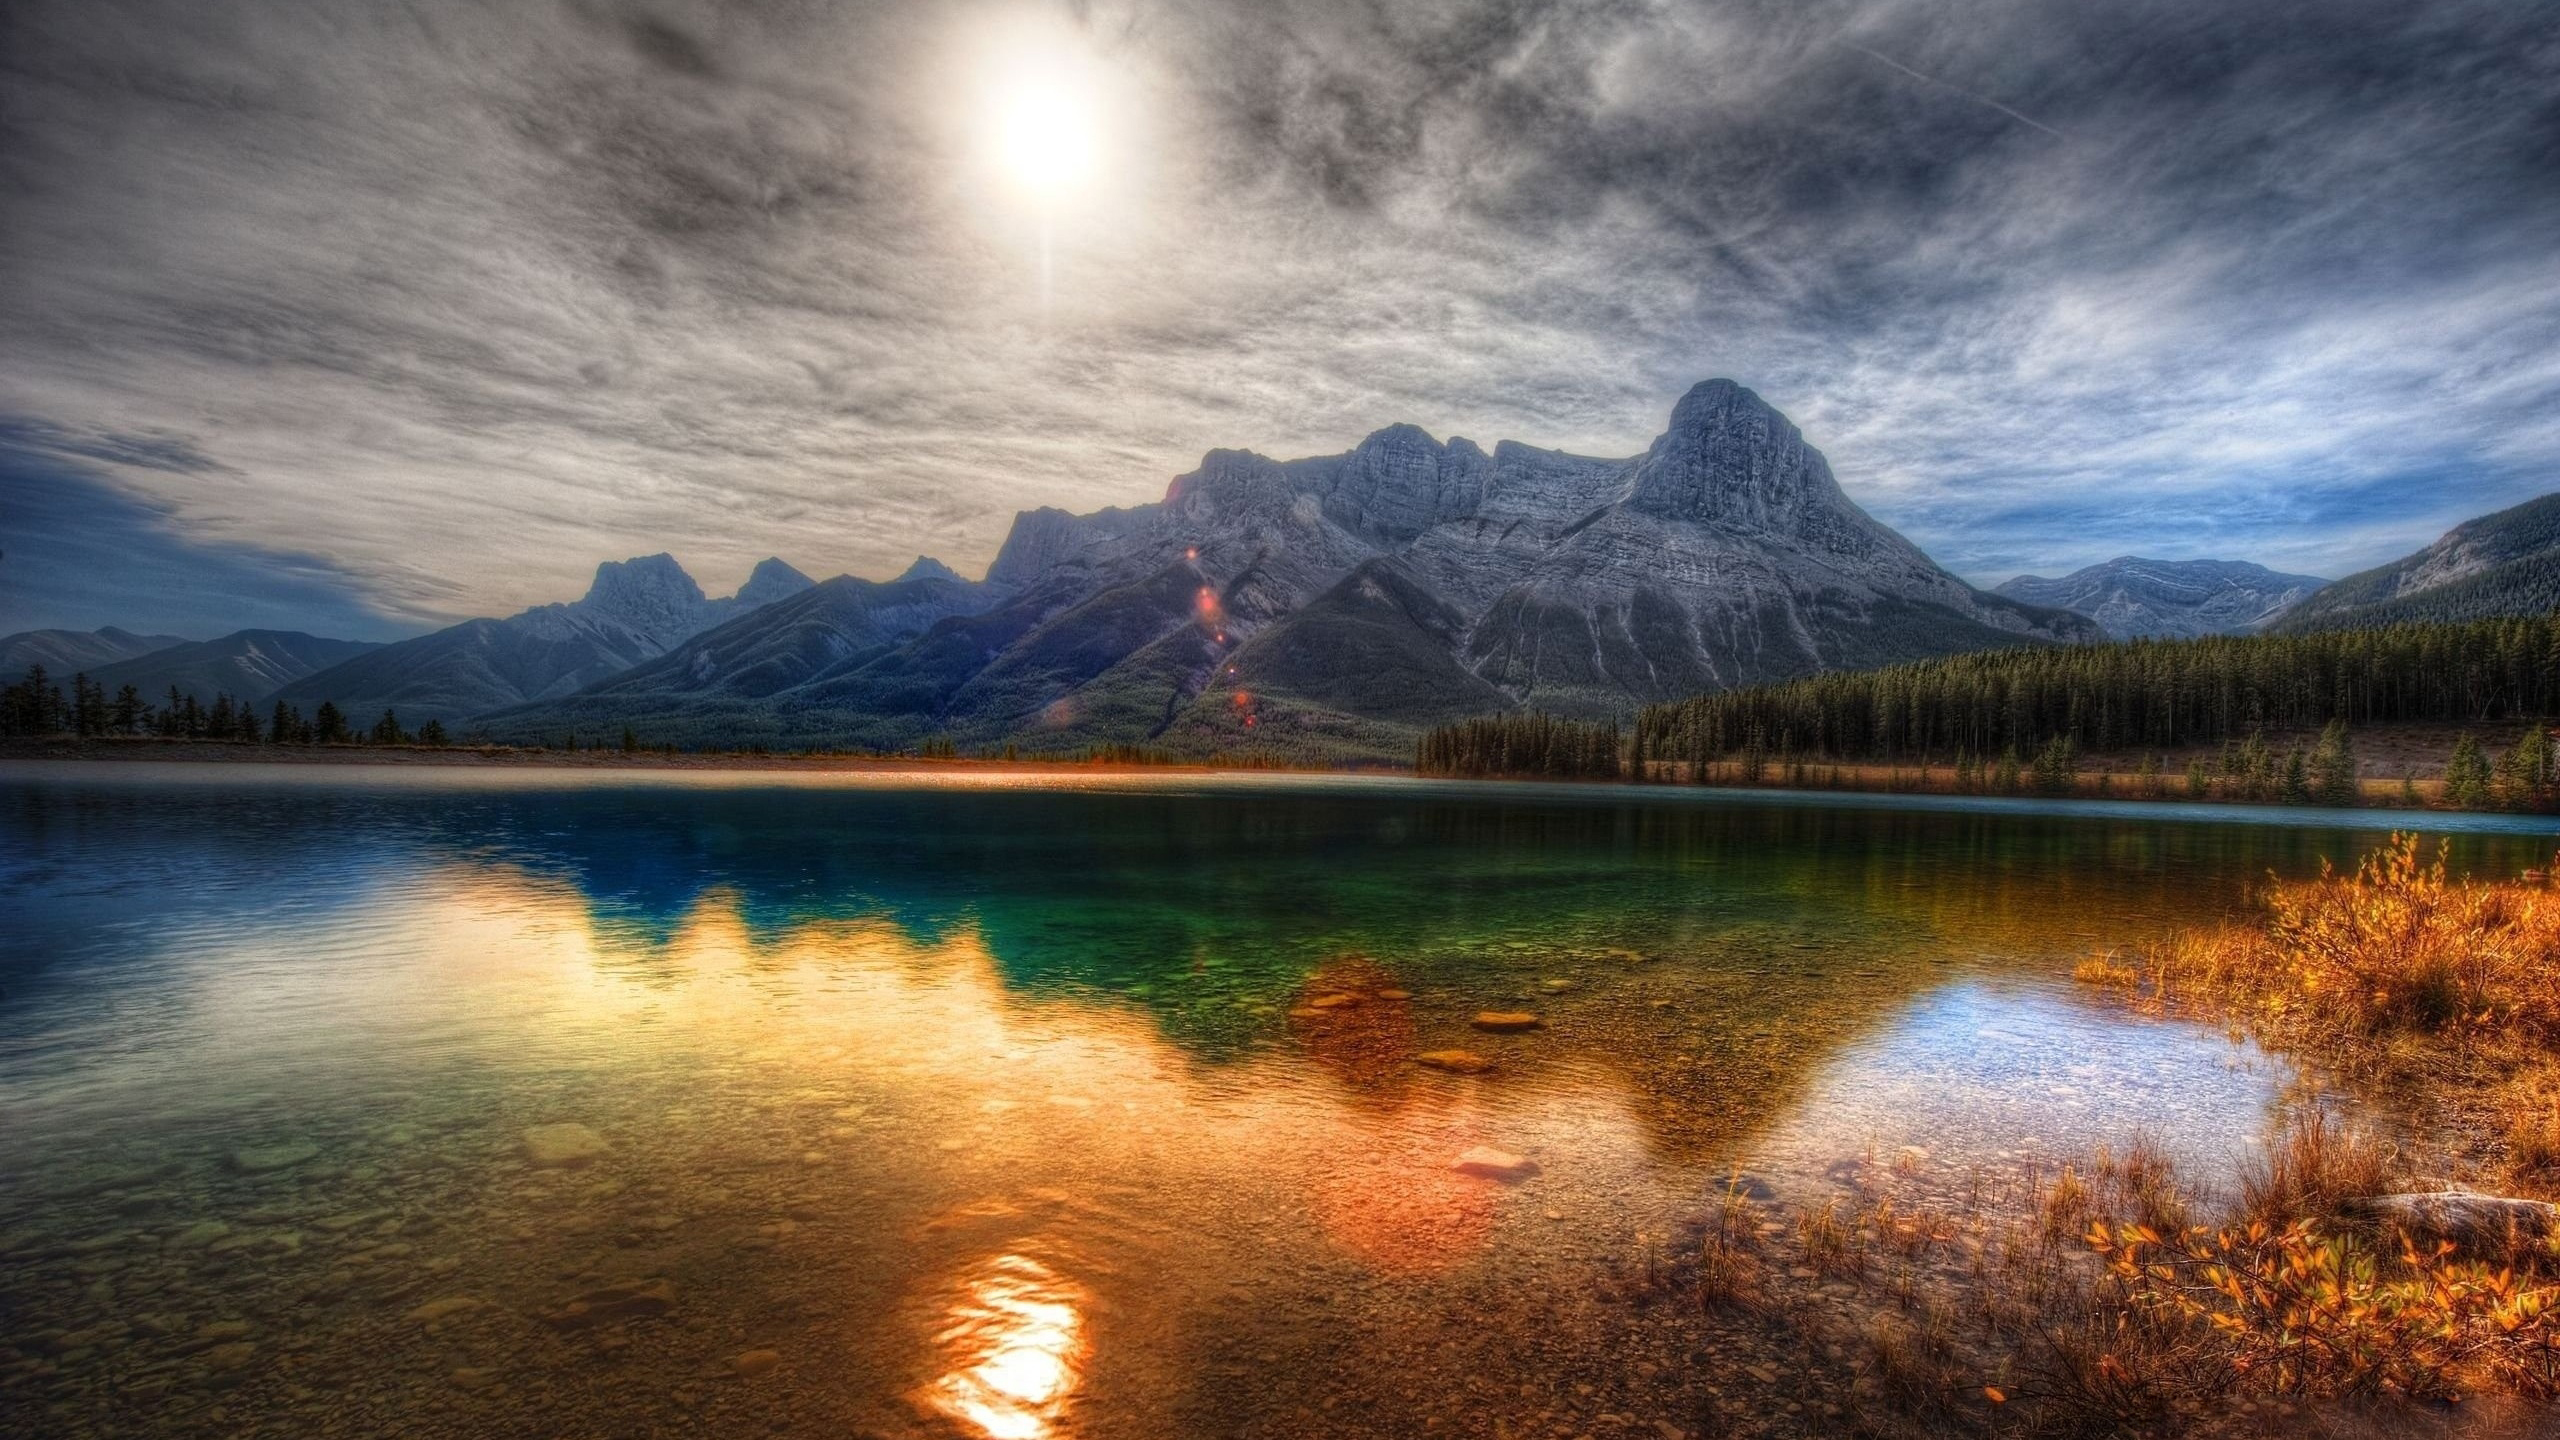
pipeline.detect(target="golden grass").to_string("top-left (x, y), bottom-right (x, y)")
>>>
top-left (1654, 837), bottom-right (2560, 1434)
top-left (2139, 833), bottom-right (2560, 1043)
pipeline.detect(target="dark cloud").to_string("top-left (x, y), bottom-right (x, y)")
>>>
top-left (0, 434), bottom-right (421, 638)
top-left (0, 0), bottom-right (2554, 627)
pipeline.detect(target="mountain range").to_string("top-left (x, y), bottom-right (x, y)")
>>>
top-left (2272, 492), bottom-right (2560, 633)
top-left (83, 631), bottom-right (387, 709)
top-left (1994, 558), bottom-right (2328, 639)
top-left (0, 626), bottom-right (189, 679)
top-left (265, 555), bottom-right (820, 726)
top-left (15, 387), bottom-right (2552, 757)
top-left (477, 381), bottom-right (2101, 756)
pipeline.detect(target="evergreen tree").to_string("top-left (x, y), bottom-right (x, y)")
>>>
top-left (270, 701), bottom-right (295, 744)
top-left (70, 673), bottom-right (105, 736)
top-left (1993, 746), bottom-right (2023, 794)
top-left (2136, 751), bottom-right (2163, 798)
top-left (313, 701), bottom-right (348, 744)
top-left (0, 665), bottom-right (70, 736)
top-left (2494, 729), bottom-right (2554, 811)
top-left (2030, 734), bottom-right (2076, 795)
top-left (620, 725), bottom-right (638, 754)
top-left (2280, 747), bottom-right (2311, 804)
top-left (2185, 758), bottom-right (2211, 799)
top-left (418, 718), bottom-right (448, 746)
top-left (370, 709), bottom-right (406, 745)
top-left (2444, 734), bottom-right (2493, 809)
top-left (2309, 720), bottom-right (2359, 806)
top-left (111, 684), bottom-right (142, 734)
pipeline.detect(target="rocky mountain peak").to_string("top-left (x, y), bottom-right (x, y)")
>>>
top-left (893, 555), bottom-right (965, 585)
top-left (1165, 448), bottom-right (1285, 506)
top-left (733, 558), bottom-right (816, 608)
top-left (1626, 378), bottom-right (1844, 530)
top-left (578, 554), bottom-right (710, 647)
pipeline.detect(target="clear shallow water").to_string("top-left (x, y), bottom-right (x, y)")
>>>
top-left (3, 762), bottom-right (2555, 1440)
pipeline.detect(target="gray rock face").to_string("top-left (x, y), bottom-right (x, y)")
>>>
top-left (2274, 491), bottom-right (2560, 633)
top-left (1995, 558), bottom-right (2329, 639)
top-left (481, 380), bottom-right (2098, 756)
top-left (274, 555), bottom-right (821, 727)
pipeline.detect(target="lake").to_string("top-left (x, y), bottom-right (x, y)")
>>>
top-left (5, 762), bottom-right (2556, 1439)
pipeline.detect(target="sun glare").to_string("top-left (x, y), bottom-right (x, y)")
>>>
top-left (975, 22), bottom-right (1108, 208)
top-left (992, 77), bottom-right (1098, 201)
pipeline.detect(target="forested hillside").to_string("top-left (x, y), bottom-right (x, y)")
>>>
top-left (1628, 616), bottom-right (2558, 764)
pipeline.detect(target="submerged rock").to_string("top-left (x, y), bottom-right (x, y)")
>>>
top-left (521, 1123), bottom-right (609, 1168)
top-left (1416, 1051), bottom-right (1495, 1075)
top-left (228, 1142), bottom-right (319, 1175)
top-left (406, 1297), bottom-right (484, 1324)
top-left (1472, 1012), bottom-right (1543, 1033)
top-left (2349, 1192), bottom-right (2559, 1255)
top-left (1452, 1148), bottom-right (1541, 1182)
top-left (543, 1279), bottom-right (675, 1331)
top-left (733, 1349), bottom-right (781, 1379)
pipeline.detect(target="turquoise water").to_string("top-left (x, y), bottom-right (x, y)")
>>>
top-left (2, 762), bottom-right (2553, 1439)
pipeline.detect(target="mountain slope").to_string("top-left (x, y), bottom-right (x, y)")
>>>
top-left (85, 631), bottom-right (383, 706)
top-left (2275, 493), bottom-right (2560, 633)
top-left (272, 555), bottom-right (819, 727)
top-left (472, 572), bottom-right (1009, 746)
top-left (478, 380), bottom-right (2097, 757)
top-left (1994, 558), bottom-right (2328, 639)
top-left (1, 627), bottom-right (190, 681)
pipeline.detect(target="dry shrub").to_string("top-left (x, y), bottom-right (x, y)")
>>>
top-left (2042, 1164), bottom-right (2092, 1240)
top-left (2088, 1215), bottom-right (2560, 1401)
top-left (2096, 1137), bottom-right (2193, 1238)
top-left (1685, 1178), bottom-right (1769, 1312)
top-left (1799, 1196), bottom-right (1868, 1278)
top-left (2145, 833), bottom-right (2560, 1041)
top-left (2240, 1111), bottom-right (2394, 1228)
top-left (2072, 953), bottom-right (2140, 990)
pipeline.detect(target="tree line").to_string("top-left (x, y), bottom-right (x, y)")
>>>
top-left (1416, 615), bottom-right (2560, 811)
top-left (1630, 615), bottom-right (2560, 764)
top-left (0, 666), bottom-right (447, 745)
top-left (1414, 711), bottom-right (1623, 779)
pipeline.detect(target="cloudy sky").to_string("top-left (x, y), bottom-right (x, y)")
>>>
top-left (3, 0), bottom-right (2555, 637)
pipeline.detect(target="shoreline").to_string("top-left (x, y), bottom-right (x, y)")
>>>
top-left (5, 738), bottom-right (2558, 828)
top-left (0, 736), bottom-right (1293, 774)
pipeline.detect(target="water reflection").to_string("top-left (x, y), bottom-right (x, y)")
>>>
top-left (2, 767), bottom-right (2553, 1440)
top-left (926, 1253), bottom-right (1088, 1439)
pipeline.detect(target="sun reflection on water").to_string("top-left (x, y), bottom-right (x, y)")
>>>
top-left (925, 1252), bottom-right (1089, 1439)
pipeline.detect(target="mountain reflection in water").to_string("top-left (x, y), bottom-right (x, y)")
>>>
top-left (4, 765), bottom-right (2556, 1440)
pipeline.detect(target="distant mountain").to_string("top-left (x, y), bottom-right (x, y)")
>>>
top-left (480, 380), bottom-right (2098, 757)
top-left (2275, 492), bottom-right (2560, 633)
top-left (477, 571), bottom-right (1010, 744)
top-left (273, 555), bottom-right (819, 727)
top-left (1993, 558), bottom-right (2327, 639)
top-left (1, 626), bottom-right (190, 681)
top-left (85, 630), bottom-right (384, 706)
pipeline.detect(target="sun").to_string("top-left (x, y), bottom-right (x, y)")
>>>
top-left (972, 19), bottom-right (1109, 209)
top-left (991, 76), bottom-right (1098, 202)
